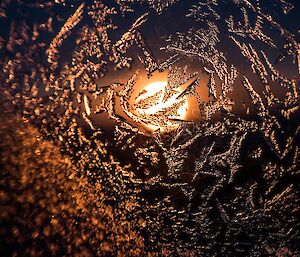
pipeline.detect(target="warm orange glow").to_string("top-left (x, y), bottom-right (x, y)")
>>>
top-left (134, 81), bottom-right (189, 132)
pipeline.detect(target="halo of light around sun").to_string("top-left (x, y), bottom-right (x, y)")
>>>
top-left (133, 81), bottom-right (189, 132)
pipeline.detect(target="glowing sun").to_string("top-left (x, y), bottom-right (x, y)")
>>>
top-left (133, 81), bottom-right (189, 132)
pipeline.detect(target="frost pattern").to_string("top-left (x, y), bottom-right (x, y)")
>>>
top-left (0, 0), bottom-right (299, 256)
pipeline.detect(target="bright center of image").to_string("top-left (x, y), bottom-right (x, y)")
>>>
top-left (134, 81), bottom-right (189, 132)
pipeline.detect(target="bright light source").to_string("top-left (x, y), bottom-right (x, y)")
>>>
top-left (134, 81), bottom-right (189, 132)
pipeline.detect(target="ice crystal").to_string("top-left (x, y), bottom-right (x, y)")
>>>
top-left (0, 0), bottom-right (299, 256)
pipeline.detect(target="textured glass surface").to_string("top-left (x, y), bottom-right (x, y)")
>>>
top-left (0, 0), bottom-right (299, 256)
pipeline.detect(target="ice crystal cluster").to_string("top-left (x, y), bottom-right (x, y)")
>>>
top-left (0, 0), bottom-right (299, 256)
